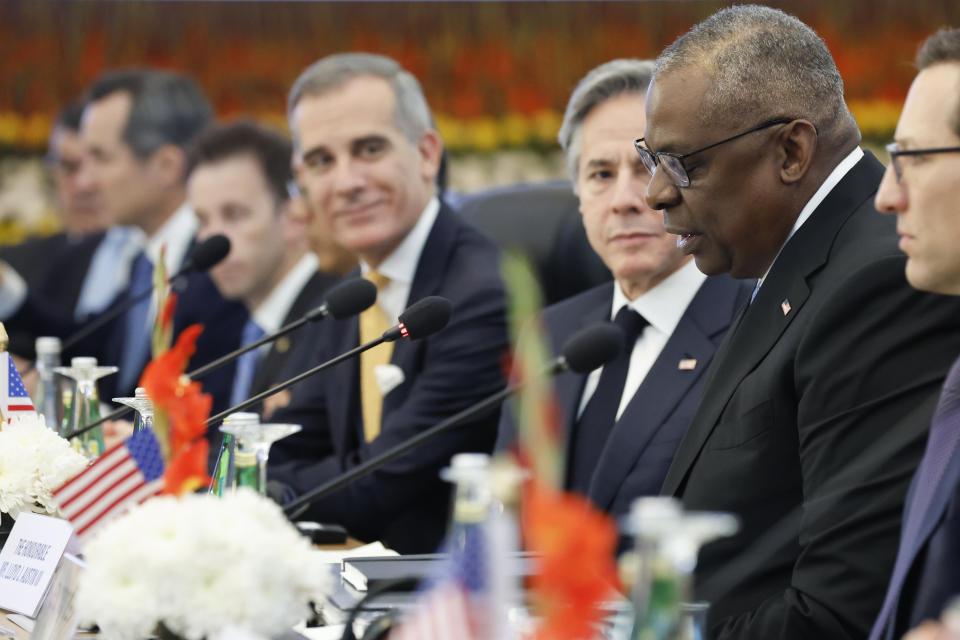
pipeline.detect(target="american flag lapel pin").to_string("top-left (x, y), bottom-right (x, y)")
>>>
top-left (678, 358), bottom-right (697, 370)
top-left (781, 299), bottom-right (792, 316)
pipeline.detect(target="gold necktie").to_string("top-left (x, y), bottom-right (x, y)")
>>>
top-left (359, 270), bottom-right (394, 442)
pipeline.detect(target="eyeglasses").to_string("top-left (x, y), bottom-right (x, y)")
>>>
top-left (885, 142), bottom-right (960, 182)
top-left (634, 118), bottom-right (793, 188)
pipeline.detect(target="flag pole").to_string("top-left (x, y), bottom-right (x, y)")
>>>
top-left (0, 322), bottom-right (8, 427)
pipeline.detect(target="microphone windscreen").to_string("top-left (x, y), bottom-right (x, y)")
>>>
top-left (397, 296), bottom-right (452, 340)
top-left (562, 322), bottom-right (625, 373)
top-left (325, 278), bottom-right (377, 319)
top-left (185, 234), bottom-right (231, 272)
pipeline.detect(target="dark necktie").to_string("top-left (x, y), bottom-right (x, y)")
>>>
top-left (567, 306), bottom-right (647, 494)
top-left (230, 319), bottom-right (266, 407)
top-left (119, 251), bottom-right (153, 392)
top-left (869, 357), bottom-right (960, 640)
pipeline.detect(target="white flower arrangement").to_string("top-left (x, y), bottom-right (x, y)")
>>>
top-left (76, 489), bottom-right (333, 640)
top-left (0, 413), bottom-right (89, 518)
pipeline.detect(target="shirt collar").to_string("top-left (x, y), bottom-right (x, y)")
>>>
top-left (756, 146), bottom-right (864, 289)
top-left (144, 203), bottom-right (199, 274)
top-left (252, 252), bottom-right (320, 335)
top-left (611, 259), bottom-right (707, 336)
top-left (360, 196), bottom-right (440, 286)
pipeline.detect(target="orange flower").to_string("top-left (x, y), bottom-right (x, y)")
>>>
top-left (140, 323), bottom-right (213, 492)
top-left (163, 438), bottom-right (211, 495)
top-left (166, 377), bottom-right (212, 452)
top-left (140, 324), bottom-right (203, 405)
top-left (523, 481), bottom-right (620, 640)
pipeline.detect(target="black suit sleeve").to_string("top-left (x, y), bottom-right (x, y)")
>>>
top-left (710, 256), bottom-right (960, 639)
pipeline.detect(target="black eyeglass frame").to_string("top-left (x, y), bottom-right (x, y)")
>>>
top-left (885, 142), bottom-right (960, 182)
top-left (634, 118), bottom-right (794, 188)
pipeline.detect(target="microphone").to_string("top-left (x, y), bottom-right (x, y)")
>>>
top-left (178, 234), bottom-right (230, 274)
top-left (61, 234), bottom-right (232, 352)
top-left (63, 277), bottom-right (379, 440)
top-left (204, 295), bottom-right (453, 427)
top-left (549, 320), bottom-right (624, 376)
top-left (188, 277), bottom-right (377, 380)
top-left (283, 321), bottom-right (624, 519)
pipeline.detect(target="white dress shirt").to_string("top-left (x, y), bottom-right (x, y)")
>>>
top-left (753, 146), bottom-right (864, 298)
top-left (359, 196), bottom-right (440, 324)
top-left (250, 252), bottom-right (320, 349)
top-left (0, 203), bottom-right (199, 322)
top-left (577, 259), bottom-right (707, 420)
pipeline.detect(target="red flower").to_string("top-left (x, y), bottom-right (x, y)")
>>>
top-left (140, 323), bottom-right (214, 495)
top-left (163, 438), bottom-right (211, 495)
top-left (523, 481), bottom-right (620, 640)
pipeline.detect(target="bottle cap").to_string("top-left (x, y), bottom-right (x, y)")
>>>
top-left (35, 336), bottom-right (62, 355)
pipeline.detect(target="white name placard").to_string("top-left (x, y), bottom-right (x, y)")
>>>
top-left (0, 512), bottom-right (73, 616)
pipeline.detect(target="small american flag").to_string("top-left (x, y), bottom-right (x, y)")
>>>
top-left (53, 428), bottom-right (165, 542)
top-left (0, 352), bottom-right (34, 422)
top-left (392, 523), bottom-right (489, 640)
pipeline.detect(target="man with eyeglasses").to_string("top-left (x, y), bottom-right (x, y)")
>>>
top-left (641, 7), bottom-right (960, 640)
top-left (868, 28), bottom-right (960, 640)
top-left (495, 59), bottom-right (751, 525)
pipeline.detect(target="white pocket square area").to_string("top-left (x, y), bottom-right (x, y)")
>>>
top-left (374, 364), bottom-right (406, 396)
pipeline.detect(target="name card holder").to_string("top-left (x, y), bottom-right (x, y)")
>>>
top-left (0, 513), bottom-right (73, 617)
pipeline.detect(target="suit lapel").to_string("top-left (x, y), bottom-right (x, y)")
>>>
top-left (383, 203), bottom-right (459, 418)
top-left (250, 271), bottom-right (333, 395)
top-left (589, 276), bottom-right (742, 508)
top-left (905, 442), bottom-right (960, 569)
top-left (549, 284), bottom-right (614, 450)
top-left (327, 270), bottom-right (363, 453)
top-left (661, 152), bottom-right (886, 496)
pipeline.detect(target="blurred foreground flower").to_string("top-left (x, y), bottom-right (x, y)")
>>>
top-left (0, 413), bottom-right (87, 518)
top-left (76, 489), bottom-right (331, 640)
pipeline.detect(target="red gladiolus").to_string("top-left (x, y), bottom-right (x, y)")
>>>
top-left (163, 438), bottom-right (211, 495)
top-left (523, 481), bottom-right (620, 640)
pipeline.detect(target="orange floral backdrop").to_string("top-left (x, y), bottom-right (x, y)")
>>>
top-left (1, 0), bottom-right (957, 154)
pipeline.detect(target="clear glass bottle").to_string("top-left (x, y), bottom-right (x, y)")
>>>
top-left (627, 497), bottom-right (739, 640)
top-left (55, 357), bottom-right (118, 459)
top-left (216, 412), bottom-right (301, 495)
top-left (443, 453), bottom-right (494, 556)
top-left (33, 336), bottom-right (62, 431)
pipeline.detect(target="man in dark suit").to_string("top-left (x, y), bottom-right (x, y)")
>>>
top-left (267, 53), bottom-right (508, 553)
top-left (185, 120), bottom-right (339, 413)
top-left (639, 7), bottom-right (960, 639)
top-left (868, 28), bottom-right (960, 640)
top-left (0, 70), bottom-right (246, 417)
top-left (0, 100), bottom-right (106, 358)
top-left (496, 60), bottom-right (751, 523)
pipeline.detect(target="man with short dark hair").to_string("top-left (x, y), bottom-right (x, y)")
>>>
top-left (640, 6), bottom-right (960, 638)
top-left (496, 59), bottom-right (751, 521)
top-left (187, 120), bottom-right (338, 409)
top-left (868, 27), bottom-right (960, 640)
top-left (0, 69), bottom-right (245, 417)
top-left (268, 53), bottom-right (508, 553)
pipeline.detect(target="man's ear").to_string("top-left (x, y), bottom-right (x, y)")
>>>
top-left (417, 129), bottom-right (444, 185)
top-left (149, 144), bottom-right (186, 187)
top-left (778, 120), bottom-right (818, 185)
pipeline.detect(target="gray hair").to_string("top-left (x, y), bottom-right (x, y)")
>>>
top-left (655, 5), bottom-right (858, 142)
top-left (88, 69), bottom-right (213, 160)
top-left (558, 59), bottom-right (655, 183)
top-left (287, 53), bottom-right (434, 149)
